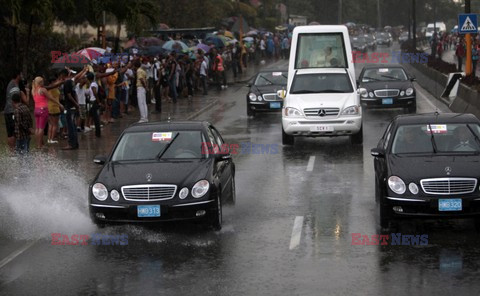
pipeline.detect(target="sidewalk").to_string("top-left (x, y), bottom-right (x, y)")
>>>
top-left (0, 58), bottom-right (283, 151)
top-left (426, 47), bottom-right (480, 77)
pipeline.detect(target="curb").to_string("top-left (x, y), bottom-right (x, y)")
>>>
top-left (185, 99), bottom-right (219, 120)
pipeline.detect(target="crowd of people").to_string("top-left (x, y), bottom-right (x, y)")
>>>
top-left (2, 32), bottom-right (292, 155)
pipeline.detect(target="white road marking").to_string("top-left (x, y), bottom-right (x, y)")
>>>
top-left (306, 156), bottom-right (315, 172)
top-left (289, 216), bottom-right (304, 250)
top-left (0, 240), bottom-right (37, 270)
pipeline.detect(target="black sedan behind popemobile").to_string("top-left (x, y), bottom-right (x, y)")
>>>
top-left (372, 113), bottom-right (480, 229)
top-left (246, 69), bottom-right (287, 116)
top-left (89, 121), bottom-right (235, 230)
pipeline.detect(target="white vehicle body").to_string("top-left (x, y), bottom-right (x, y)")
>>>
top-left (426, 22), bottom-right (446, 39)
top-left (281, 25), bottom-right (362, 144)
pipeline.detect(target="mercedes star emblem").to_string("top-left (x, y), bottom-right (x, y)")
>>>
top-left (146, 173), bottom-right (153, 182)
top-left (445, 166), bottom-right (452, 175)
top-left (318, 109), bottom-right (326, 117)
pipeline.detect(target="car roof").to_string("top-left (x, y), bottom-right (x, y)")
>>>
top-left (394, 113), bottom-right (480, 125)
top-left (124, 121), bottom-right (211, 133)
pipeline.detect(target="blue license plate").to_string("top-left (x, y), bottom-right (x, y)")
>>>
top-left (382, 98), bottom-right (393, 105)
top-left (438, 199), bottom-right (462, 211)
top-left (137, 205), bottom-right (161, 217)
top-left (270, 102), bottom-right (281, 109)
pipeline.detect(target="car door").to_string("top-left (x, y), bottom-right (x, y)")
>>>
top-left (210, 126), bottom-right (233, 199)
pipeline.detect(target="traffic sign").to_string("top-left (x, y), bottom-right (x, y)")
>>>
top-left (458, 14), bottom-right (478, 34)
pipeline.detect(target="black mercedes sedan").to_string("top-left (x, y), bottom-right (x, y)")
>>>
top-left (372, 113), bottom-right (480, 229)
top-left (246, 69), bottom-right (287, 116)
top-left (89, 121), bottom-right (235, 230)
top-left (358, 65), bottom-right (417, 113)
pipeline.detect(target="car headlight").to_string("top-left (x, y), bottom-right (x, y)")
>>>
top-left (92, 183), bottom-right (108, 201)
top-left (284, 107), bottom-right (303, 117)
top-left (192, 180), bottom-right (210, 198)
top-left (179, 187), bottom-right (189, 199)
top-left (110, 189), bottom-right (120, 201)
top-left (341, 105), bottom-right (360, 115)
top-left (388, 176), bottom-right (406, 195)
top-left (369, 92), bottom-right (374, 98)
top-left (248, 93), bottom-right (257, 101)
top-left (406, 88), bottom-right (414, 96)
top-left (400, 91), bottom-right (405, 96)
top-left (408, 183), bottom-right (419, 195)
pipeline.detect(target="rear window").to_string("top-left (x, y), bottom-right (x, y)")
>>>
top-left (295, 33), bottom-right (347, 69)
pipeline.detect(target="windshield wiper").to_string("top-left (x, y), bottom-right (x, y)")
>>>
top-left (380, 75), bottom-right (402, 81)
top-left (317, 89), bottom-right (347, 93)
top-left (466, 124), bottom-right (480, 149)
top-left (156, 133), bottom-right (179, 160)
top-left (259, 75), bottom-right (274, 85)
top-left (427, 124), bottom-right (438, 153)
top-left (362, 76), bottom-right (379, 81)
top-left (290, 90), bottom-right (318, 94)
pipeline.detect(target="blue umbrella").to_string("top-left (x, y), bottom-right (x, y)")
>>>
top-left (162, 40), bottom-right (189, 52)
top-left (205, 36), bottom-right (226, 48)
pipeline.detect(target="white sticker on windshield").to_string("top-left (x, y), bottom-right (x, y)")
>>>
top-left (152, 132), bottom-right (173, 142)
top-left (427, 124), bottom-right (447, 134)
top-left (378, 68), bottom-right (389, 73)
top-left (272, 72), bottom-right (282, 76)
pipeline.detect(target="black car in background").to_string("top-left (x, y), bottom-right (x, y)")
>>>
top-left (351, 36), bottom-right (368, 53)
top-left (372, 113), bottom-right (480, 229)
top-left (358, 65), bottom-right (417, 113)
top-left (363, 34), bottom-right (377, 50)
top-left (246, 69), bottom-right (287, 116)
top-left (375, 32), bottom-right (392, 46)
top-left (89, 121), bottom-right (235, 230)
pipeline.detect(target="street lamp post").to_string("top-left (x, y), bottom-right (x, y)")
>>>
top-left (465, 0), bottom-right (472, 76)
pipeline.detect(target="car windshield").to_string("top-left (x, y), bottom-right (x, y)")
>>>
top-left (111, 131), bottom-right (204, 161)
top-left (295, 33), bottom-right (347, 68)
top-left (290, 73), bottom-right (353, 94)
top-left (254, 71), bottom-right (287, 86)
top-left (391, 123), bottom-right (480, 154)
top-left (362, 68), bottom-right (408, 82)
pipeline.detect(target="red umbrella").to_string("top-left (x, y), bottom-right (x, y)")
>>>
top-left (77, 47), bottom-right (106, 60)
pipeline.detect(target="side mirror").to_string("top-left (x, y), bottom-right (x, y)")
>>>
top-left (276, 89), bottom-right (287, 99)
top-left (357, 87), bottom-right (367, 96)
top-left (93, 155), bottom-right (107, 165)
top-left (370, 148), bottom-right (385, 158)
top-left (410, 76), bottom-right (416, 81)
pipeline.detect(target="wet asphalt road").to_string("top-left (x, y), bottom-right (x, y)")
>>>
top-left (1, 43), bottom-right (479, 295)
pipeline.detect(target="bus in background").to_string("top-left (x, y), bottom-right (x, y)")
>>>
top-left (280, 25), bottom-right (363, 145)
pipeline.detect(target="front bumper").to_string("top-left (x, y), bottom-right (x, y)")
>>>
top-left (383, 195), bottom-right (480, 218)
top-left (248, 101), bottom-right (283, 112)
top-left (89, 200), bottom-right (216, 223)
top-left (361, 96), bottom-right (415, 108)
top-left (282, 115), bottom-right (362, 136)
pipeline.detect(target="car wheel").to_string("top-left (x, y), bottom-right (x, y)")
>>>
top-left (210, 194), bottom-right (222, 231)
top-left (407, 102), bottom-right (417, 114)
top-left (282, 127), bottom-right (294, 145)
top-left (350, 125), bottom-right (363, 145)
top-left (247, 108), bottom-right (255, 117)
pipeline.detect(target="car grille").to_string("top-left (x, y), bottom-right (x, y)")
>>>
top-left (304, 108), bottom-right (340, 117)
top-left (121, 185), bottom-right (177, 201)
top-left (262, 93), bottom-right (280, 101)
top-left (420, 178), bottom-right (477, 195)
top-left (374, 89), bottom-right (399, 97)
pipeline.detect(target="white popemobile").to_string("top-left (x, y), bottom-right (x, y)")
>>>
top-left (280, 25), bottom-right (363, 145)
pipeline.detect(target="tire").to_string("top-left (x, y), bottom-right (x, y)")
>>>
top-left (229, 178), bottom-right (236, 205)
top-left (93, 219), bottom-right (106, 228)
top-left (350, 125), bottom-right (363, 145)
top-left (282, 127), bottom-right (294, 145)
top-left (210, 194), bottom-right (222, 231)
top-left (247, 108), bottom-right (254, 117)
top-left (407, 102), bottom-right (417, 114)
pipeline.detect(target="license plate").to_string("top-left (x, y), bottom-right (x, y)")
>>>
top-left (137, 205), bottom-right (161, 217)
top-left (270, 102), bottom-right (281, 109)
top-left (310, 125), bottom-right (334, 132)
top-left (382, 98), bottom-right (393, 105)
top-left (438, 199), bottom-right (462, 211)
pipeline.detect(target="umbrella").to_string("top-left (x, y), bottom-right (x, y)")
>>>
top-left (205, 36), bottom-right (226, 48)
top-left (224, 30), bottom-right (234, 39)
top-left (139, 46), bottom-right (168, 56)
top-left (243, 37), bottom-right (254, 43)
top-left (162, 40), bottom-right (189, 52)
top-left (51, 53), bottom-right (90, 69)
top-left (138, 37), bottom-right (164, 47)
top-left (77, 47), bottom-right (106, 60)
top-left (196, 43), bottom-right (212, 53)
top-left (227, 39), bottom-right (238, 45)
top-left (246, 30), bottom-right (258, 36)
